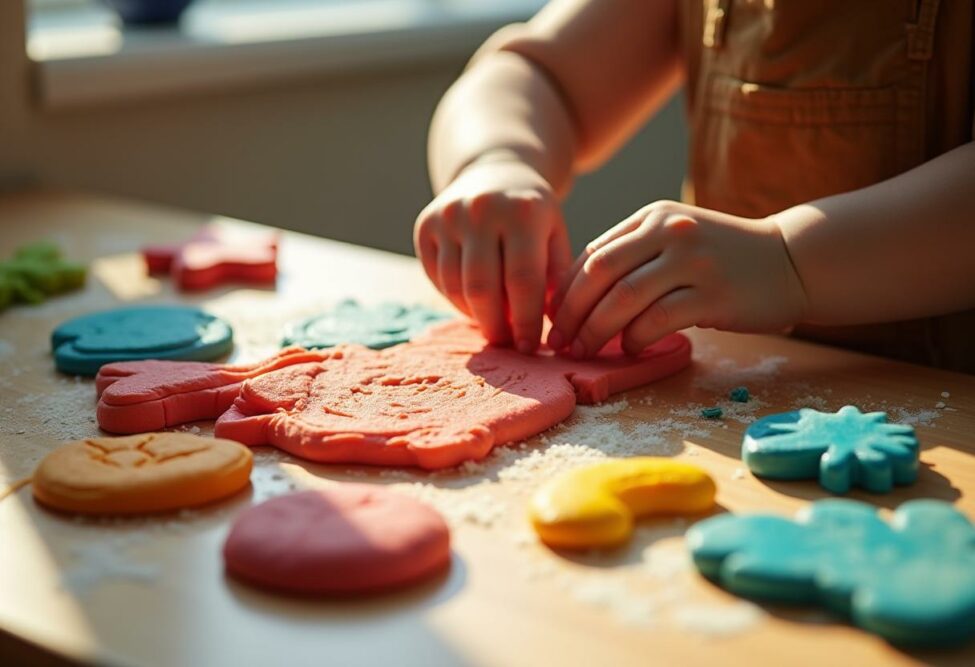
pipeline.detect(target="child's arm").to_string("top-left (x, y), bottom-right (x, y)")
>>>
top-left (416, 0), bottom-right (681, 352)
top-left (548, 141), bottom-right (975, 357)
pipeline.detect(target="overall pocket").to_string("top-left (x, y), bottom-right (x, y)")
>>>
top-left (690, 74), bottom-right (920, 217)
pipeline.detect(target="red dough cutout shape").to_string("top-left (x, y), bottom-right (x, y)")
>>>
top-left (96, 348), bottom-right (330, 434)
top-left (223, 485), bottom-right (451, 595)
top-left (143, 224), bottom-right (278, 291)
top-left (97, 321), bottom-right (691, 469)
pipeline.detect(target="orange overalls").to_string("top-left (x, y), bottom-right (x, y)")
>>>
top-left (680, 0), bottom-right (975, 371)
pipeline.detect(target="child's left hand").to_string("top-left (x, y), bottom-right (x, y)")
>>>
top-left (548, 200), bottom-right (808, 357)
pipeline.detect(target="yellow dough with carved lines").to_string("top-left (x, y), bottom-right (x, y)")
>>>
top-left (530, 458), bottom-right (717, 549)
top-left (33, 433), bottom-right (252, 515)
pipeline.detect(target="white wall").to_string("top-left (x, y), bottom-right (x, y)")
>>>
top-left (2, 3), bottom-right (688, 255)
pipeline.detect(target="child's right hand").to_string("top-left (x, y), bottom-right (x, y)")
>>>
top-left (414, 156), bottom-right (572, 353)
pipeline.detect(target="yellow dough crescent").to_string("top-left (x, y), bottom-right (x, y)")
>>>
top-left (529, 458), bottom-right (717, 549)
top-left (33, 433), bottom-right (253, 515)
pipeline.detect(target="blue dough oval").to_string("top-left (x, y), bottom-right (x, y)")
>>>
top-left (52, 305), bottom-right (233, 376)
top-left (687, 499), bottom-right (975, 646)
top-left (282, 300), bottom-right (452, 350)
top-left (742, 405), bottom-right (919, 494)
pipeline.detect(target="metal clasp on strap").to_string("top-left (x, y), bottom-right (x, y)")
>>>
top-left (703, 0), bottom-right (732, 49)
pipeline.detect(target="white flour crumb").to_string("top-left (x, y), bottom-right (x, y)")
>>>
top-left (941, 391), bottom-right (951, 399)
top-left (890, 407), bottom-right (941, 427)
top-left (792, 395), bottom-right (829, 411)
top-left (672, 602), bottom-right (765, 638)
top-left (577, 399), bottom-right (630, 418)
top-left (935, 401), bottom-right (946, 410)
top-left (61, 539), bottom-right (160, 595)
top-left (693, 355), bottom-right (789, 392)
top-left (642, 545), bottom-right (692, 579)
top-left (671, 397), bottom-right (767, 426)
top-left (732, 467), bottom-right (746, 480)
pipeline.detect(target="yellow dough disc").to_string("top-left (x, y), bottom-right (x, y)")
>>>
top-left (33, 433), bottom-right (253, 515)
top-left (529, 457), bottom-right (716, 549)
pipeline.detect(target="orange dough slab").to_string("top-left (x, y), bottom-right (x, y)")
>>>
top-left (214, 321), bottom-right (691, 469)
top-left (223, 485), bottom-right (451, 595)
top-left (96, 348), bottom-right (330, 434)
top-left (33, 433), bottom-right (253, 515)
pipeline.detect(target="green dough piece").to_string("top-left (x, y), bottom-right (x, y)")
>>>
top-left (0, 241), bottom-right (87, 311)
top-left (729, 386), bottom-right (750, 402)
top-left (282, 300), bottom-right (453, 350)
top-left (701, 407), bottom-right (723, 419)
top-left (687, 499), bottom-right (975, 646)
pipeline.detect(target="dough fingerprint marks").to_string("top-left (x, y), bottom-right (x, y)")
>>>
top-left (215, 321), bottom-right (692, 469)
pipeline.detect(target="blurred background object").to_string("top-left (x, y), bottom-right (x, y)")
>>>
top-left (103, 0), bottom-right (197, 26)
top-left (4, 0), bottom-right (688, 255)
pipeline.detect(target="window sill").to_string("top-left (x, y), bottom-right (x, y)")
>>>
top-left (30, 0), bottom-right (543, 110)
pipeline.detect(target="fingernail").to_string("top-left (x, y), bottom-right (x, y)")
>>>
top-left (516, 339), bottom-right (533, 355)
top-left (547, 329), bottom-right (564, 350)
top-left (570, 340), bottom-right (586, 359)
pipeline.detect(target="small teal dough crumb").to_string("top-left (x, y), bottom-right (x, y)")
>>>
top-left (52, 305), bottom-right (234, 376)
top-left (700, 407), bottom-right (723, 419)
top-left (282, 300), bottom-right (452, 350)
top-left (729, 386), bottom-right (750, 403)
top-left (687, 499), bottom-right (975, 646)
top-left (742, 405), bottom-right (919, 494)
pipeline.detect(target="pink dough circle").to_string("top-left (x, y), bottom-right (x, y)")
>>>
top-left (223, 485), bottom-right (451, 595)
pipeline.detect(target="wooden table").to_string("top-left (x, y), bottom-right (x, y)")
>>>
top-left (1, 190), bottom-right (973, 667)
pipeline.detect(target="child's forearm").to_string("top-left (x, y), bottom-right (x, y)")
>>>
top-left (428, 47), bottom-right (576, 196)
top-left (775, 142), bottom-right (975, 325)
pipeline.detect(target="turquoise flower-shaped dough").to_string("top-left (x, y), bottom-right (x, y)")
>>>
top-left (282, 300), bottom-right (451, 350)
top-left (687, 499), bottom-right (975, 646)
top-left (743, 405), bottom-right (918, 494)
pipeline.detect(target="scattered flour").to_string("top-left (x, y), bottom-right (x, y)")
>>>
top-left (60, 536), bottom-right (160, 595)
top-left (672, 602), bottom-right (766, 638)
top-left (890, 407), bottom-right (941, 427)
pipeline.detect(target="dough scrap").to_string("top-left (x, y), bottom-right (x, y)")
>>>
top-left (33, 433), bottom-right (253, 515)
top-left (52, 305), bottom-right (234, 376)
top-left (143, 224), bottom-right (277, 291)
top-left (223, 485), bottom-right (450, 595)
top-left (529, 457), bottom-right (716, 549)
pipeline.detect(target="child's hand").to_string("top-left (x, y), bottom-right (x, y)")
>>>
top-left (414, 157), bottom-right (572, 352)
top-left (548, 201), bottom-right (807, 357)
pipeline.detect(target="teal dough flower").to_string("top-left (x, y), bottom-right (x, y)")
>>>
top-left (743, 405), bottom-right (919, 494)
top-left (282, 300), bottom-right (451, 350)
top-left (687, 499), bottom-right (975, 646)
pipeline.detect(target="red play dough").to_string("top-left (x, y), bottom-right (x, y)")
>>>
top-left (143, 225), bottom-right (278, 291)
top-left (96, 348), bottom-right (330, 434)
top-left (223, 485), bottom-right (451, 595)
top-left (96, 321), bottom-right (691, 469)
top-left (215, 321), bottom-right (690, 469)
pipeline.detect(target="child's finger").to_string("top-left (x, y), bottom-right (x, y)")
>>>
top-left (437, 241), bottom-right (469, 316)
top-left (549, 230), bottom-right (663, 351)
top-left (463, 234), bottom-right (510, 344)
top-left (503, 231), bottom-right (546, 354)
top-left (545, 222), bottom-right (573, 319)
top-left (550, 213), bottom-right (644, 315)
top-left (414, 226), bottom-right (440, 289)
top-left (568, 256), bottom-right (680, 358)
top-left (621, 287), bottom-right (703, 355)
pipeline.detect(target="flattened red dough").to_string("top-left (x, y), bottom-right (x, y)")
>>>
top-left (223, 485), bottom-right (450, 595)
top-left (214, 321), bottom-right (690, 469)
top-left (96, 348), bottom-right (330, 434)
